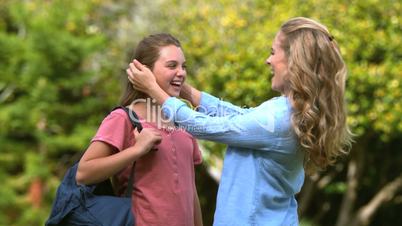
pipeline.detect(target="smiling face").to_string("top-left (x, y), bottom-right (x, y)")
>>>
top-left (152, 45), bottom-right (186, 97)
top-left (266, 32), bottom-right (289, 95)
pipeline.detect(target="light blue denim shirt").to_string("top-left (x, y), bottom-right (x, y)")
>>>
top-left (162, 92), bottom-right (305, 226)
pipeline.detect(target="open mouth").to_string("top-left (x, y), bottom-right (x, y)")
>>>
top-left (170, 81), bottom-right (182, 88)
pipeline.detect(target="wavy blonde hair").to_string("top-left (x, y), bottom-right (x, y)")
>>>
top-left (280, 17), bottom-right (353, 174)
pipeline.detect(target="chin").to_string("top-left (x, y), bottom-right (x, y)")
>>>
top-left (168, 90), bottom-right (181, 97)
top-left (271, 86), bottom-right (281, 93)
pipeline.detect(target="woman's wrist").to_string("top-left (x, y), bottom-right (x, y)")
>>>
top-left (148, 85), bottom-right (170, 105)
top-left (180, 83), bottom-right (201, 106)
top-left (179, 83), bottom-right (191, 100)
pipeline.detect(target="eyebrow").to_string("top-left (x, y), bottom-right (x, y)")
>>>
top-left (165, 60), bottom-right (186, 64)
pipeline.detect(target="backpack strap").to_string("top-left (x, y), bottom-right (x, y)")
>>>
top-left (112, 106), bottom-right (142, 197)
top-left (112, 106), bottom-right (143, 132)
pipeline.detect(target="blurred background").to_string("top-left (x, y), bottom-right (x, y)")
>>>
top-left (0, 0), bottom-right (401, 225)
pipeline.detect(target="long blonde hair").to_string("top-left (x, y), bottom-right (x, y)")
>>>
top-left (280, 17), bottom-right (353, 174)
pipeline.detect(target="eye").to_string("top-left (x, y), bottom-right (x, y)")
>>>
top-left (166, 62), bottom-right (177, 69)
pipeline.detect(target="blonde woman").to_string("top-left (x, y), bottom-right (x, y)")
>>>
top-left (127, 17), bottom-right (352, 226)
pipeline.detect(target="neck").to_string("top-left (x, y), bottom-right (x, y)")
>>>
top-left (129, 98), bottom-right (171, 126)
top-left (281, 85), bottom-right (290, 96)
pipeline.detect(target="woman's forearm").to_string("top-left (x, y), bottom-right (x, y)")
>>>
top-left (148, 85), bottom-right (171, 106)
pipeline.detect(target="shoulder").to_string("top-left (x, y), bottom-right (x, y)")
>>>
top-left (91, 108), bottom-right (136, 151)
top-left (264, 96), bottom-right (293, 134)
top-left (105, 108), bottom-right (130, 121)
top-left (259, 96), bottom-right (292, 118)
top-left (98, 108), bottom-right (133, 129)
top-left (265, 96), bottom-right (291, 109)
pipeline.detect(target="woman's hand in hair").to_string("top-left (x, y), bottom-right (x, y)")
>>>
top-left (180, 83), bottom-right (202, 107)
top-left (127, 59), bottom-right (170, 105)
top-left (127, 59), bottom-right (157, 94)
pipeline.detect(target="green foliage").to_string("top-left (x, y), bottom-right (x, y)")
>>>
top-left (323, 182), bottom-right (347, 194)
top-left (300, 219), bottom-right (318, 226)
top-left (0, 0), bottom-right (111, 224)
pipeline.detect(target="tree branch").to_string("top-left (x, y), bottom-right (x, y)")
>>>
top-left (336, 159), bottom-right (359, 226)
top-left (351, 173), bottom-right (402, 226)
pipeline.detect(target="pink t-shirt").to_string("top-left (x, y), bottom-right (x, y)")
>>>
top-left (91, 109), bottom-right (202, 226)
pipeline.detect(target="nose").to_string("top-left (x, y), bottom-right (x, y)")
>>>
top-left (266, 56), bottom-right (271, 65)
top-left (177, 66), bottom-right (186, 77)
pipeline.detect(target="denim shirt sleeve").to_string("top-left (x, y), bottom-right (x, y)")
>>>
top-left (162, 96), bottom-right (295, 153)
top-left (197, 92), bottom-right (253, 116)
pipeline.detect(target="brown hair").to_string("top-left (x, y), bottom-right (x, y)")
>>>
top-left (120, 33), bottom-right (182, 106)
top-left (280, 17), bottom-right (353, 174)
